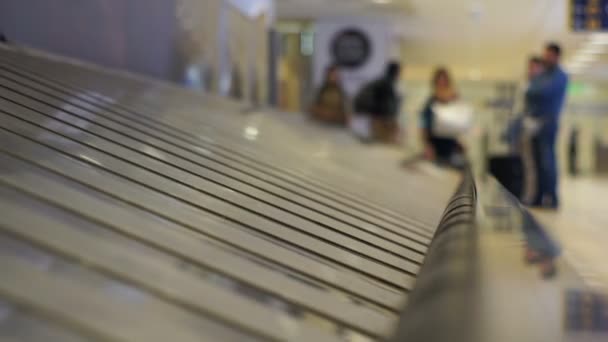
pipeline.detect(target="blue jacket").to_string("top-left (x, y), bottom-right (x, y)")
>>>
top-left (525, 66), bottom-right (569, 126)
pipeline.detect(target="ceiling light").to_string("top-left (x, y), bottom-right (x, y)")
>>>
top-left (372, 0), bottom-right (392, 4)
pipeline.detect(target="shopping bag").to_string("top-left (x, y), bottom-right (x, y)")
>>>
top-left (432, 102), bottom-right (474, 138)
top-left (350, 115), bottom-right (371, 140)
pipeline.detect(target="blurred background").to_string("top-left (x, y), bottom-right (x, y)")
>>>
top-left (1, 0), bottom-right (607, 176)
top-left (1, 1), bottom-right (608, 340)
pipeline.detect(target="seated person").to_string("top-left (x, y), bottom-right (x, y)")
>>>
top-left (310, 65), bottom-right (349, 125)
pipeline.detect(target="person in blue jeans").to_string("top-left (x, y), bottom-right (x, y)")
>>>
top-left (526, 43), bottom-right (569, 209)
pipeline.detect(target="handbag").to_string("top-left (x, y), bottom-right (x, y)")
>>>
top-left (350, 115), bottom-right (371, 140)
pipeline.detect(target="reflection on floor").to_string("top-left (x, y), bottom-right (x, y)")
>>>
top-left (476, 178), bottom-right (586, 342)
top-left (531, 177), bottom-right (608, 294)
top-left (524, 176), bottom-right (608, 341)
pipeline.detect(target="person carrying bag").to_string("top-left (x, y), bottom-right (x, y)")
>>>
top-left (420, 67), bottom-right (471, 168)
top-left (351, 62), bottom-right (402, 143)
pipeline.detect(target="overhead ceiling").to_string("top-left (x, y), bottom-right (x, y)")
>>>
top-left (276, 0), bottom-right (415, 18)
top-left (276, 0), bottom-right (594, 81)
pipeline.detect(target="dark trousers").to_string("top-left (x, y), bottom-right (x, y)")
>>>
top-left (430, 137), bottom-right (462, 160)
top-left (531, 129), bottom-right (558, 207)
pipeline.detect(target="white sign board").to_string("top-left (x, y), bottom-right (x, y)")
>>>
top-left (314, 19), bottom-right (391, 96)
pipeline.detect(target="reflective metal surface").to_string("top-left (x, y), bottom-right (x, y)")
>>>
top-left (393, 172), bottom-right (605, 342)
top-left (0, 46), bottom-right (460, 341)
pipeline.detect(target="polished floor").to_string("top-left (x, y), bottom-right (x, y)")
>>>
top-left (532, 177), bottom-right (608, 293)
top-left (487, 175), bottom-right (608, 342)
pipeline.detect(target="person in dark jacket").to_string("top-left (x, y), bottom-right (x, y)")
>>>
top-left (368, 62), bottom-right (402, 119)
top-left (310, 64), bottom-right (349, 125)
top-left (353, 61), bottom-right (402, 142)
top-left (420, 67), bottom-right (464, 166)
top-left (526, 42), bottom-right (569, 209)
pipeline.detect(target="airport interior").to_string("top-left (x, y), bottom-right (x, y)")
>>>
top-left (1, 0), bottom-right (608, 341)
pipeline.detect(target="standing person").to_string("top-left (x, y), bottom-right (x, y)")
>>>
top-left (352, 61), bottom-right (402, 143)
top-left (520, 56), bottom-right (546, 204)
top-left (310, 65), bottom-right (349, 125)
top-left (526, 43), bottom-right (569, 209)
top-left (420, 67), bottom-right (464, 167)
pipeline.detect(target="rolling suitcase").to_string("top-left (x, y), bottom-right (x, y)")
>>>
top-left (489, 155), bottom-right (524, 200)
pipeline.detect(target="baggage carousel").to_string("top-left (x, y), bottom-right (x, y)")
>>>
top-left (0, 46), bottom-right (591, 342)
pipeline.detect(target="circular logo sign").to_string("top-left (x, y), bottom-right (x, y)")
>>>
top-left (331, 29), bottom-right (371, 69)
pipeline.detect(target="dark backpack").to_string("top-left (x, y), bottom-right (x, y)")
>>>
top-left (353, 81), bottom-right (378, 114)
